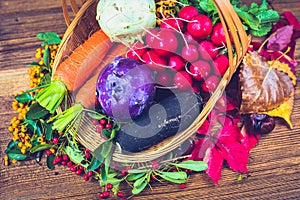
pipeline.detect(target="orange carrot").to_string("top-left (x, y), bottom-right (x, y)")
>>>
top-left (75, 43), bottom-right (127, 109)
top-left (53, 29), bottom-right (112, 92)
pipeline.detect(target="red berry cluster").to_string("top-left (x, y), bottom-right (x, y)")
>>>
top-left (99, 183), bottom-right (126, 199)
top-left (92, 118), bottom-right (113, 138)
top-left (126, 5), bottom-right (230, 94)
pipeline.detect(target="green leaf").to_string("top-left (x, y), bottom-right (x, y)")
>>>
top-left (132, 175), bottom-right (148, 195)
top-left (5, 141), bottom-right (19, 153)
top-left (234, 7), bottom-right (260, 30)
top-left (43, 47), bottom-right (50, 68)
top-left (87, 157), bottom-right (102, 172)
top-left (25, 119), bottom-right (42, 136)
top-left (64, 146), bottom-right (88, 167)
top-left (38, 73), bottom-right (51, 87)
top-left (47, 154), bottom-right (55, 170)
top-left (26, 62), bottom-right (40, 67)
top-left (30, 143), bottom-right (53, 153)
top-left (15, 92), bottom-right (34, 103)
top-left (127, 173), bottom-right (146, 181)
top-left (157, 171), bottom-right (187, 184)
top-left (45, 122), bottom-right (53, 141)
top-left (8, 153), bottom-right (28, 161)
top-left (37, 32), bottom-right (61, 46)
top-left (257, 10), bottom-right (279, 24)
top-left (93, 141), bottom-right (113, 162)
top-left (87, 112), bottom-right (106, 120)
top-left (128, 169), bottom-right (150, 174)
top-left (175, 160), bottom-right (208, 172)
top-left (101, 165), bottom-right (107, 182)
top-left (26, 103), bottom-right (50, 120)
top-left (250, 25), bottom-right (272, 37)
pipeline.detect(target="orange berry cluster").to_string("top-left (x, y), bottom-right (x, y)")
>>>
top-left (155, 0), bottom-right (178, 25)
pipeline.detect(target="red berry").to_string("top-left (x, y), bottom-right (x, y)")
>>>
top-left (168, 55), bottom-right (185, 71)
top-left (160, 18), bottom-right (184, 31)
top-left (106, 183), bottom-right (113, 189)
top-left (173, 71), bottom-right (193, 90)
top-left (187, 14), bottom-right (212, 39)
top-left (52, 160), bottom-right (58, 165)
top-left (70, 165), bottom-right (77, 172)
top-left (121, 170), bottom-right (127, 176)
top-left (54, 156), bottom-right (62, 163)
top-left (96, 124), bottom-right (104, 133)
top-left (99, 192), bottom-right (105, 199)
top-left (180, 183), bottom-right (186, 189)
top-left (45, 149), bottom-right (52, 156)
top-left (84, 174), bottom-right (89, 181)
top-left (61, 161), bottom-right (67, 166)
top-left (201, 75), bottom-right (220, 93)
top-left (103, 191), bottom-right (110, 197)
top-left (178, 6), bottom-right (199, 20)
top-left (211, 22), bottom-right (226, 46)
top-left (87, 171), bottom-right (93, 177)
top-left (67, 161), bottom-right (73, 167)
top-left (105, 123), bottom-right (113, 129)
top-left (183, 31), bottom-right (198, 44)
top-left (213, 54), bottom-right (229, 76)
top-left (75, 169), bottom-right (82, 175)
top-left (85, 151), bottom-right (91, 159)
top-left (152, 161), bottom-right (159, 170)
top-left (126, 42), bottom-right (147, 61)
top-left (181, 44), bottom-right (199, 62)
top-left (192, 84), bottom-right (200, 93)
top-left (189, 60), bottom-right (211, 81)
top-left (117, 192), bottom-right (125, 198)
top-left (198, 40), bottom-right (218, 60)
top-left (52, 137), bottom-right (59, 145)
top-left (122, 198), bottom-right (128, 200)
top-left (62, 154), bottom-right (69, 161)
top-left (78, 165), bottom-right (85, 171)
top-left (99, 118), bottom-right (107, 125)
top-left (91, 119), bottom-right (99, 125)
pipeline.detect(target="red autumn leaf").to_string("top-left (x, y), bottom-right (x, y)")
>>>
top-left (267, 25), bottom-right (294, 51)
top-left (216, 125), bottom-right (249, 173)
top-left (282, 12), bottom-right (300, 30)
top-left (241, 126), bottom-right (261, 152)
top-left (203, 146), bottom-right (224, 185)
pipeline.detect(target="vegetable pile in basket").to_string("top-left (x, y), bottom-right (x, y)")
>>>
top-left (4, 0), bottom-right (299, 199)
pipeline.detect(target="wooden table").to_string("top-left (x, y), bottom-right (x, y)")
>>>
top-left (1, 0), bottom-right (300, 199)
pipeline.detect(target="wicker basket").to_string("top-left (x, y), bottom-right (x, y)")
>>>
top-left (53, 0), bottom-right (249, 165)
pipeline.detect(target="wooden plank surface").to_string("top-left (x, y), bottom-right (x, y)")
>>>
top-left (0, 0), bottom-right (300, 199)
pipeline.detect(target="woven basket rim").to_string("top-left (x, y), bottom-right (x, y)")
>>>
top-left (53, 0), bottom-right (250, 164)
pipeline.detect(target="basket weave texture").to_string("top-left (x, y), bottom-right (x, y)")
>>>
top-left (53, 0), bottom-right (250, 164)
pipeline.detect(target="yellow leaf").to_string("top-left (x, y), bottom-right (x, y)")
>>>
top-left (267, 60), bottom-right (297, 86)
top-left (258, 90), bottom-right (294, 129)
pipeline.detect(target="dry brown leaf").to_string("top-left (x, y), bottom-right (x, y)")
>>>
top-left (239, 51), bottom-right (296, 128)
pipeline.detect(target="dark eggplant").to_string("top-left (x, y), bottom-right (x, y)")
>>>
top-left (114, 92), bottom-right (203, 153)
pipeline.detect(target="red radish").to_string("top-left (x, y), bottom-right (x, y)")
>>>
top-left (153, 30), bottom-right (178, 56)
top-left (178, 6), bottom-right (199, 20)
top-left (156, 72), bottom-right (171, 86)
top-left (142, 50), bottom-right (167, 72)
top-left (213, 54), bottom-right (229, 76)
top-left (168, 55), bottom-right (185, 71)
top-left (160, 18), bottom-right (184, 31)
top-left (146, 29), bottom-right (159, 47)
top-left (126, 42), bottom-right (147, 60)
top-left (187, 15), bottom-right (212, 39)
top-left (181, 44), bottom-right (199, 62)
top-left (211, 23), bottom-right (226, 46)
top-left (198, 40), bottom-right (218, 60)
top-left (201, 75), bottom-right (220, 93)
top-left (183, 31), bottom-right (198, 44)
top-left (189, 60), bottom-right (211, 81)
top-left (173, 71), bottom-right (193, 90)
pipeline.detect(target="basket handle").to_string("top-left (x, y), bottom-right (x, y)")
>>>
top-left (61, 0), bottom-right (87, 26)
